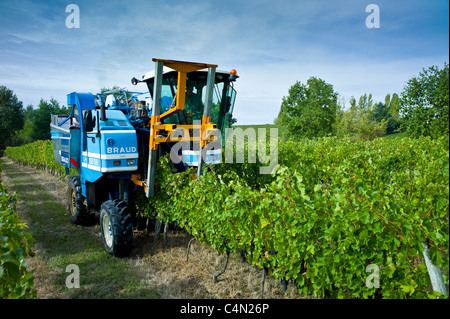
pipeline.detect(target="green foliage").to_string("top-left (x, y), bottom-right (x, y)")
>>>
top-left (374, 93), bottom-right (402, 135)
top-left (21, 98), bottom-right (69, 143)
top-left (277, 77), bottom-right (339, 139)
top-left (5, 135), bottom-right (449, 299)
top-left (277, 63), bottom-right (448, 141)
top-left (0, 86), bottom-right (25, 151)
top-left (336, 94), bottom-right (389, 140)
top-left (0, 167), bottom-right (36, 299)
top-left (400, 63), bottom-right (449, 138)
top-left (141, 135), bottom-right (449, 299)
top-left (4, 140), bottom-right (77, 176)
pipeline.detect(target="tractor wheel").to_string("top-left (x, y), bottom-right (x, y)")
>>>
top-left (68, 175), bottom-right (88, 225)
top-left (100, 199), bottom-right (133, 257)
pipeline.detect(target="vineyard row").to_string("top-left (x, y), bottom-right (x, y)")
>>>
top-left (4, 136), bottom-right (449, 298)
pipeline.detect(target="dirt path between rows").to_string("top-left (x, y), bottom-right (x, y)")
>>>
top-left (1, 157), bottom-right (305, 299)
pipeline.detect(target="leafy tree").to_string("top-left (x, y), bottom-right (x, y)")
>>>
top-left (18, 98), bottom-right (69, 143)
top-left (0, 86), bottom-right (24, 151)
top-left (277, 77), bottom-right (339, 138)
top-left (373, 101), bottom-right (389, 123)
top-left (357, 93), bottom-right (374, 112)
top-left (372, 93), bottom-right (402, 135)
top-left (335, 94), bottom-right (387, 140)
top-left (335, 96), bottom-right (357, 137)
top-left (400, 63), bottom-right (449, 138)
top-left (387, 93), bottom-right (401, 119)
top-left (23, 104), bottom-right (35, 123)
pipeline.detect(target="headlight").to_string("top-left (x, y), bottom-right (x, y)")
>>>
top-left (127, 159), bottom-right (136, 166)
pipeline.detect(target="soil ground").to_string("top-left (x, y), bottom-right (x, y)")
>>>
top-left (0, 156), bottom-right (307, 299)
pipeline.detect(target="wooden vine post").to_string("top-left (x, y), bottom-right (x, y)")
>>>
top-left (213, 252), bottom-right (230, 283)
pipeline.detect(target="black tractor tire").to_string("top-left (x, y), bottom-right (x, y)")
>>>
top-left (68, 175), bottom-right (88, 225)
top-left (100, 199), bottom-right (133, 257)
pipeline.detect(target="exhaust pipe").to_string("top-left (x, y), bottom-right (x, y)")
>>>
top-left (100, 104), bottom-right (107, 121)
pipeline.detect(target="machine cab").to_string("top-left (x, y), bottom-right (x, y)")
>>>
top-left (130, 59), bottom-right (238, 197)
top-left (136, 65), bottom-right (238, 146)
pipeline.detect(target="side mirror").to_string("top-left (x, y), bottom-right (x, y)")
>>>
top-left (131, 77), bottom-right (140, 85)
top-left (83, 110), bottom-right (95, 132)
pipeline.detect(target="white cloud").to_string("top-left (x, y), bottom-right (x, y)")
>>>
top-left (0, 0), bottom-right (448, 125)
top-left (231, 55), bottom-right (449, 124)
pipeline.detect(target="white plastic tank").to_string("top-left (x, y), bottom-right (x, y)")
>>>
top-left (105, 94), bottom-right (117, 107)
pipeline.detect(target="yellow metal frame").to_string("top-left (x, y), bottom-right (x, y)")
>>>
top-left (148, 59), bottom-right (219, 150)
top-left (132, 59), bottom-right (219, 191)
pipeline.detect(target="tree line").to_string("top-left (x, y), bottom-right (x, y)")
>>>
top-left (0, 90), bottom-right (69, 153)
top-left (0, 86), bottom-right (122, 153)
top-left (1, 62), bottom-right (448, 153)
top-left (275, 62), bottom-right (449, 140)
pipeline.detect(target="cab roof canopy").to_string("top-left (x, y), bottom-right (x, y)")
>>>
top-left (141, 67), bottom-right (233, 83)
top-left (140, 59), bottom-right (233, 83)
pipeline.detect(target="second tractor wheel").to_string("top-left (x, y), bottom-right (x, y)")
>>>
top-left (68, 175), bottom-right (88, 225)
top-left (100, 199), bottom-right (133, 257)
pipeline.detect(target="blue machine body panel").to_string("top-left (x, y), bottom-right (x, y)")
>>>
top-left (67, 92), bottom-right (96, 111)
top-left (50, 93), bottom-right (96, 171)
top-left (81, 109), bottom-right (138, 183)
top-left (50, 132), bottom-right (71, 167)
top-left (50, 118), bottom-right (81, 170)
top-left (51, 92), bottom-right (139, 195)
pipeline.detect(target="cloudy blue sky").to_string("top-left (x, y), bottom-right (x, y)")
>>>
top-left (0, 0), bottom-right (448, 124)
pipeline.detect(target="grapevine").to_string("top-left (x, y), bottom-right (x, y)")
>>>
top-left (4, 135), bottom-right (449, 298)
